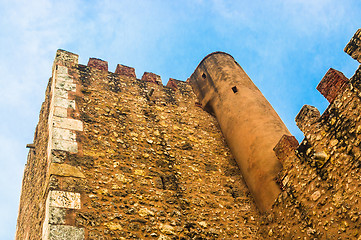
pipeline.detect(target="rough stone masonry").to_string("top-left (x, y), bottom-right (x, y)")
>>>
top-left (16, 28), bottom-right (361, 239)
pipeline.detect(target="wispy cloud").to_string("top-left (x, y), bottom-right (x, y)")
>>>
top-left (0, 1), bottom-right (360, 238)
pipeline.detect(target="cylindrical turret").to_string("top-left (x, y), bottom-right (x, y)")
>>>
top-left (188, 52), bottom-right (290, 212)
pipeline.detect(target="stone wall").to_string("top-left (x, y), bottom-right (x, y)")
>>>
top-left (16, 28), bottom-right (361, 240)
top-left (259, 30), bottom-right (361, 239)
top-left (16, 50), bottom-right (261, 239)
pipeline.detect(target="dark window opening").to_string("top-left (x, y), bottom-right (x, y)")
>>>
top-left (202, 73), bottom-right (206, 79)
top-left (232, 86), bottom-right (238, 93)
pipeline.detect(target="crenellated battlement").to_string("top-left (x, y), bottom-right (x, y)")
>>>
top-left (16, 29), bottom-right (361, 240)
top-left (265, 28), bottom-right (361, 239)
top-left (295, 105), bottom-right (320, 135)
top-left (87, 58), bottom-right (108, 72)
top-left (166, 78), bottom-right (182, 90)
top-left (316, 68), bottom-right (349, 103)
top-left (56, 50), bottom-right (186, 90)
top-left (114, 64), bottom-right (136, 78)
top-left (141, 72), bottom-right (162, 84)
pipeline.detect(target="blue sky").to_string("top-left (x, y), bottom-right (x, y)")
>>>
top-left (0, 0), bottom-right (360, 239)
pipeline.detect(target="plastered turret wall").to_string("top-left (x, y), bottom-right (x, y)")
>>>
top-left (16, 28), bottom-right (361, 239)
top-left (188, 52), bottom-right (290, 212)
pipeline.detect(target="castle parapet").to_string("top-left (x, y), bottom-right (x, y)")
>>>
top-left (115, 64), bottom-right (136, 78)
top-left (295, 105), bottom-right (320, 135)
top-left (87, 58), bottom-right (108, 71)
top-left (53, 49), bottom-right (78, 70)
top-left (141, 72), bottom-right (162, 84)
top-left (317, 68), bottom-right (349, 103)
top-left (166, 78), bottom-right (180, 90)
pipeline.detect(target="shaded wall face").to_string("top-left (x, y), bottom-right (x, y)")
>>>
top-left (15, 82), bottom-right (52, 240)
top-left (189, 53), bottom-right (290, 212)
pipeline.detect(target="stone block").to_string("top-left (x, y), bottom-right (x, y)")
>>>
top-left (54, 97), bottom-right (75, 109)
top-left (273, 135), bottom-right (299, 162)
top-left (52, 138), bottom-right (78, 153)
top-left (54, 49), bottom-right (79, 67)
top-left (48, 225), bottom-right (84, 240)
top-left (52, 116), bottom-right (83, 131)
top-left (54, 88), bottom-right (68, 99)
top-left (141, 72), bottom-right (162, 84)
top-left (48, 207), bottom-right (66, 225)
top-left (47, 190), bottom-right (81, 209)
top-left (87, 58), bottom-right (108, 71)
top-left (53, 107), bottom-right (67, 118)
top-left (53, 127), bottom-right (76, 141)
top-left (50, 150), bottom-right (67, 163)
top-left (55, 80), bottom-right (76, 92)
top-left (49, 163), bottom-right (85, 178)
top-left (344, 28), bottom-right (361, 63)
top-left (115, 64), bottom-right (136, 78)
top-left (295, 105), bottom-right (320, 134)
top-left (57, 75), bottom-right (74, 84)
top-left (317, 68), bottom-right (349, 103)
top-left (166, 78), bottom-right (179, 90)
top-left (56, 65), bottom-right (68, 76)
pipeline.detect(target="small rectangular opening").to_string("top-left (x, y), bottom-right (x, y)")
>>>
top-left (232, 86), bottom-right (238, 93)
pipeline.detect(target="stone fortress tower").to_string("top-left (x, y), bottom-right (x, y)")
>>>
top-left (188, 52), bottom-right (291, 212)
top-left (16, 29), bottom-right (361, 239)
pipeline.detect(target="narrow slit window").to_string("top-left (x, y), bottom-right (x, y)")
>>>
top-left (232, 86), bottom-right (238, 93)
top-left (202, 73), bottom-right (206, 79)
